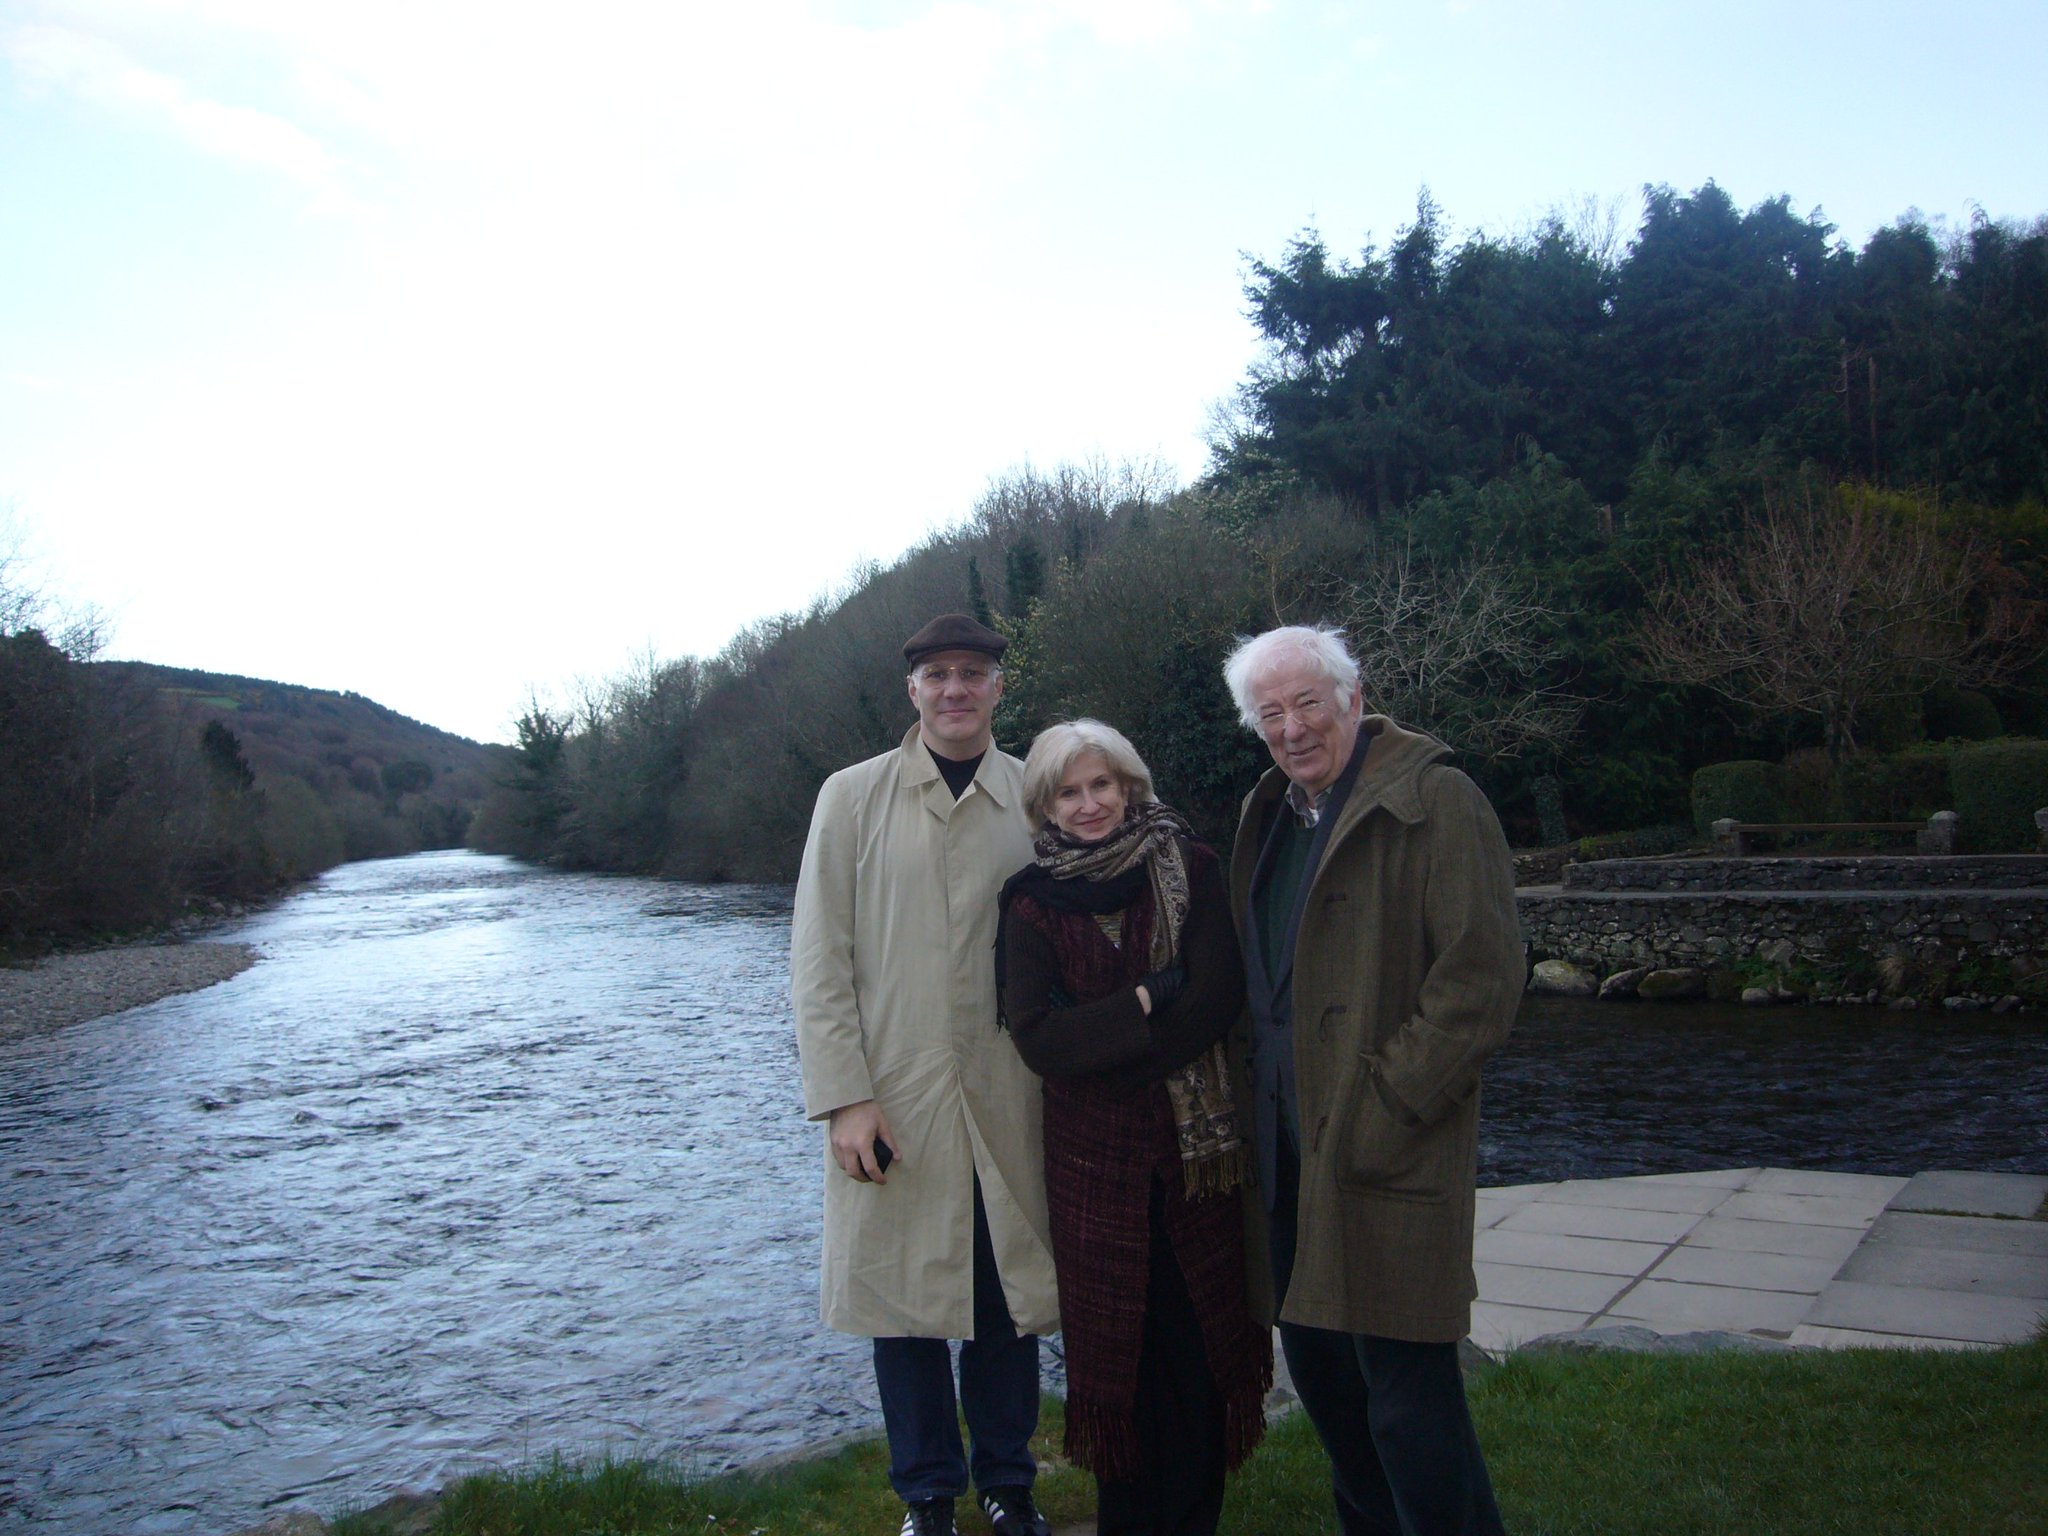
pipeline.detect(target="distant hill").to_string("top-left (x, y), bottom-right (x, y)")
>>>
top-left (94, 660), bottom-right (507, 860)
top-left (99, 661), bottom-right (500, 791)
top-left (6, 627), bottom-right (515, 949)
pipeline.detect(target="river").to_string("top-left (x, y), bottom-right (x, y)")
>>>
top-left (1, 850), bottom-right (2042, 1534)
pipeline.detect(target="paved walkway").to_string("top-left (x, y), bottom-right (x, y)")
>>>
top-left (1472, 1165), bottom-right (2048, 1351)
top-left (1052, 1166), bottom-right (2044, 1534)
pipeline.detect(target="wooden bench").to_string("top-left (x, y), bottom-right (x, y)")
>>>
top-left (1711, 814), bottom-right (1956, 856)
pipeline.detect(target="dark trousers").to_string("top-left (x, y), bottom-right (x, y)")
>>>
top-left (1095, 1178), bottom-right (1228, 1536)
top-left (1270, 1136), bottom-right (1505, 1536)
top-left (872, 1180), bottom-right (1040, 1503)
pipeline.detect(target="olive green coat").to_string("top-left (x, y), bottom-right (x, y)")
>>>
top-left (791, 726), bottom-right (1058, 1340)
top-left (1228, 718), bottom-right (1524, 1341)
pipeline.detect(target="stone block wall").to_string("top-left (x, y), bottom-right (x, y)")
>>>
top-left (1563, 855), bottom-right (2048, 894)
top-left (1517, 888), bottom-right (2048, 975)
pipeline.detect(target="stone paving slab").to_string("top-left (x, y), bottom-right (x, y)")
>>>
top-left (1474, 1227), bottom-right (1668, 1277)
top-left (1889, 1169), bottom-right (2048, 1219)
top-left (1625, 1167), bottom-right (1760, 1188)
top-left (1525, 1178), bottom-right (1734, 1214)
top-left (1680, 1214), bottom-right (1869, 1262)
top-left (1836, 1226), bottom-right (2048, 1299)
top-left (1855, 1209), bottom-right (2048, 1258)
top-left (1495, 1200), bottom-right (1706, 1245)
top-left (1644, 1244), bottom-right (1843, 1295)
top-left (1712, 1189), bottom-right (1896, 1229)
top-left (1602, 1278), bottom-right (1815, 1336)
top-left (1802, 1279), bottom-right (2046, 1344)
top-left (1474, 1260), bottom-right (1634, 1313)
top-left (1748, 1168), bottom-right (1908, 1202)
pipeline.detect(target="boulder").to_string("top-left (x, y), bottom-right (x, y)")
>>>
top-left (1755, 938), bottom-right (1797, 968)
top-left (225, 1516), bottom-right (327, 1536)
top-left (1518, 1325), bottom-right (1791, 1356)
top-left (1528, 959), bottom-right (1598, 997)
top-left (1636, 967), bottom-right (1706, 1002)
top-left (1739, 986), bottom-right (1775, 1006)
top-left (358, 1491), bottom-right (439, 1535)
top-left (1598, 965), bottom-right (1653, 1000)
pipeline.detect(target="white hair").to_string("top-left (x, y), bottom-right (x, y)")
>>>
top-left (1020, 719), bottom-right (1158, 825)
top-left (1221, 624), bottom-right (1361, 731)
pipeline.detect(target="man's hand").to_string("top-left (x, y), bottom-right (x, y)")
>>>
top-left (828, 1099), bottom-right (900, 1184)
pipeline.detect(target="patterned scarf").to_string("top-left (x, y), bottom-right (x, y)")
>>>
top-left (1030, 803), bottom-right (1247, 1195)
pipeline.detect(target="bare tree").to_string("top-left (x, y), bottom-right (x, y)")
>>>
top-left (1635, 489), bottom-right (2043, 760)
top-left (1335, 541), bottom-right (1584, 758)
top-left (0, 508), bottom-right (107, 658)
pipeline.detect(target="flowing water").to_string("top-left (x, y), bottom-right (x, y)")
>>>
top-left (1, 851), bottom-right (2042, 1534)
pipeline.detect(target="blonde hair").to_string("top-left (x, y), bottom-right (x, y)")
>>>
top-left (1020, 719), bottom-right (1157, 825)
top-left (1221, 624), bottom-right (1361, 730)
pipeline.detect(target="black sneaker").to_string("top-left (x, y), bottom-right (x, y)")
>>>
top-left (899, 1495), bottom-right (959, 1536)
top-left (979, 1484), bottom-right (1051, 1536)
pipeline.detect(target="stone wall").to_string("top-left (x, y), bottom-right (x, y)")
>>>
top-left (1564, 855), bottom-right (2048, 894)
top-left (1517, 887), bottom-right (2048, 976)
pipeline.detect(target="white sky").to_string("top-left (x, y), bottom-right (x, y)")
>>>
top-left (4, 0), bottom-right (2044, 744)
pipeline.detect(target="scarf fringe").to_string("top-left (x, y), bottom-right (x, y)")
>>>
top-left (1064, 1392), bottom-right (1143, 1480)
top-left (1181, 1143), bottom-right (1251, 1199)
top-left (1223, 1370), bottom-right (1272, 1473)
top-left (1064, 1352), bottom-right (1273, 1479)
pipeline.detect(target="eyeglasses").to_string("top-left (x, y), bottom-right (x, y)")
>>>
top-left (1256, 697), bottom-right (1333, 736)
top-left (914, 663), bottom-right (998, 689)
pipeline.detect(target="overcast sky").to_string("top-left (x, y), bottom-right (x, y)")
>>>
top-left (4, 1), bottom-right (2044, 744)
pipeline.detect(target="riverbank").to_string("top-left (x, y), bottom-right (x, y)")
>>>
top-left (0, 940), bottom-right (259, 1040)
top-left (282, 1336), bottom-right (2047, 1536)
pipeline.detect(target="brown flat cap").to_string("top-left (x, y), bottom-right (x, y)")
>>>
top-left (903, 612), bottom-right (1009, 667)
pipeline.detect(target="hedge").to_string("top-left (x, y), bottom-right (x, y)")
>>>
top-left (1949, 739), bottom-right (2048, 853)
top-left (1691, 760), bottom-right (1785, 836)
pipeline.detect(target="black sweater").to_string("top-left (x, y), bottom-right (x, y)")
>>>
top-left (1001, 853), bottom-right (1247, 1092)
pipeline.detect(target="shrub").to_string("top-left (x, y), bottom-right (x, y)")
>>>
top-left (1779, 749), bottom-right (1835, 822)
top-left (1834, 744), bottom-right (1956, 822)
top-left (1690, 760), bottom-right (1785, 835)
top-left (258, 775), bottom-right (346, 878)
top-left (1922, 684), bottom-right (2003, 741)
top-left (1949, 739), bottom-right (2048, 852)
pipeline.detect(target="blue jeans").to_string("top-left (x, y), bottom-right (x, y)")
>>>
top-left (871, 1180), bottom-right (1040, 1503)
top-left (1270, 1134), bottom-right (1504, 1536)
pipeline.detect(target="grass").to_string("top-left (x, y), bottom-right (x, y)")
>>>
top-left (333, 1337), bottom-right (2048, 1535)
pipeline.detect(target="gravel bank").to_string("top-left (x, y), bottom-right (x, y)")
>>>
top-left (0, 942), bottom-right (259, 1040)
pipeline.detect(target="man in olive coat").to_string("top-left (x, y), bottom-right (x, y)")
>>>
top-left (1222, 624), bottom-right (1523, 1536)
top-left (792, 613), bottom-right (1057, 1536)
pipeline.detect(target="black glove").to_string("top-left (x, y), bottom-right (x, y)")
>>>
top-left (1138, 965), bottom-right (1186, 1013)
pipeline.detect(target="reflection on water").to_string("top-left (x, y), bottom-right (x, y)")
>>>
top-left (1481, 997), bottom-right (2046, 1187)
top-left (0, 851), bottom-right (2041, 1533)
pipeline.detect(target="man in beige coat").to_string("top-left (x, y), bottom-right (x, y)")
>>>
top-left (1222, 624), bottom-right (1522, 1536)
top-left (792, 613), bottom-right (1058, 1536)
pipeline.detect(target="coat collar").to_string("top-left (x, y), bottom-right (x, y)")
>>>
top-left (1243, 715), bottom-right (1451, 844)
top-left (894, 723), bottom-right (1017, 809)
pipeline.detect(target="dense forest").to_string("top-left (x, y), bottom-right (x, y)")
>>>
top-left (474, 181), bottom-right (2047, 879)
top-left (0, 575), bottom-right (498, 950)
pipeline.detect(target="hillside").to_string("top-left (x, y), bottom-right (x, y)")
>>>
top-left (2, 641), bottom-right (511, 948)
top-left (96, 661), bottom-right (502, 817)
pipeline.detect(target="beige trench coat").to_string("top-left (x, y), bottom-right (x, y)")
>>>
top-left (792, 725), bottom-right (1059, 1339)
top-left (1229, 718), bottom-right (1524, 1341)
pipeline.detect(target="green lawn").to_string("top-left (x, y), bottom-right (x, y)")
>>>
top-left (335, 1336), bottom-right (2047, 1535)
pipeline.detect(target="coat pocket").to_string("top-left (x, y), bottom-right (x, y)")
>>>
top-left (1329, 1059), bottom-right (1445, 1203)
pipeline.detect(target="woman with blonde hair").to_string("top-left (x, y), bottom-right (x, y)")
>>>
top-left (997, 719), bottom-right (1269, 1536)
